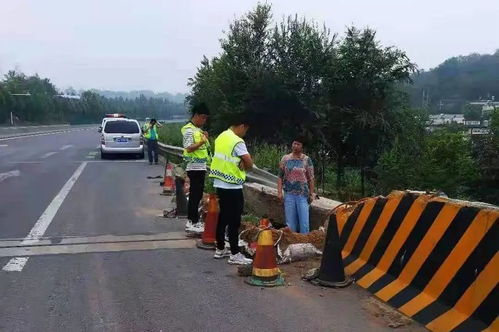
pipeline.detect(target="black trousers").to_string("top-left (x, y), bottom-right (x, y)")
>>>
top-left (187, 171), bottom-right (206, 223)
top-left (147, 139), bottom-right (159, 163)
top-left (216, 188), bottom-right (244, 255)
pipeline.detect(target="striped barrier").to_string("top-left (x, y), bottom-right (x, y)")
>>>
top-left (334, 191), bottom-right (498, 332)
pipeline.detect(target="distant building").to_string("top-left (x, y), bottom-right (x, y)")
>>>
top-left (469, 128), bottom-right (491, 136)
top-left (464, 120), bottom-right (481, 127)
top-left (468, 99), bottom-right (499, 115)
top-left (428, 114), bottom-right (465, 126)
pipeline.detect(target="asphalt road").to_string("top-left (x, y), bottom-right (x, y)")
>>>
top-left (0, 128), bottom-right (426, 332)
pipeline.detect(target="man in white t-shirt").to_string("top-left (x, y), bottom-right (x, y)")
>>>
top-left (181, 103), bottom-right (210, 231)
top-left (209, 118), bottom-right (253, 265)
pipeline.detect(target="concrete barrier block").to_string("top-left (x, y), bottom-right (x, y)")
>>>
top-left (332, 190), bottom-right (498, 332)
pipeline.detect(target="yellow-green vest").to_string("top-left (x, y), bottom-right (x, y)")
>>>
top-left (181, 122), bottom-right (210, 164)
top-left (143, 124), bottom-right (160, 140)
top-left (209, 129), bottom-right (246, 185)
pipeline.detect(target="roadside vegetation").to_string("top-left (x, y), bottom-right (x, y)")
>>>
top-left (0, 72), bottom-right (186, 125)
top-left (163, 4), bottom-right (498, 204)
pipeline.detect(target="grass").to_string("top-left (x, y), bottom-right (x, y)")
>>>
top-left (158, 123), bottom-right (184, 147)
top-left (249, 141), bottom-right (288, 174)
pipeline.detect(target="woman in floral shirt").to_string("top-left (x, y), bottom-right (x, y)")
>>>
top-left (277, 137), bottom-right (315, 233)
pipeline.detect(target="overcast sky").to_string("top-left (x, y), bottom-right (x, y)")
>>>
top-left (1, 0), bottom-right (497, 93)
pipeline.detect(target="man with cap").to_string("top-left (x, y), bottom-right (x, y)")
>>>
top-left (181, 103), bottom-right (210, 232)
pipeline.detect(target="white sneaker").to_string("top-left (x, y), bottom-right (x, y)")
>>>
top-left (185, 220), bottom-right (193, 230)
top-left (187, 222), bottom-right (204, 233)
top-left (214, 247), bottom-right (231, 259)
top-left (228, 252), bottom-right (253, 265)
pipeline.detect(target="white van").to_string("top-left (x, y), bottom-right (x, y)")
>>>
top-left (100, 118), bottom-right (144, 159)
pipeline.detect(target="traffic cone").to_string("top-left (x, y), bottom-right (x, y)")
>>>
top-left (197, 193), bottom-right (219, 250)
top-left (245, 221), bottom-right (285, 287)
top-left (313, 214), bottom-right (352, 288)
top-left (162, 163), bottom-right (175, 195)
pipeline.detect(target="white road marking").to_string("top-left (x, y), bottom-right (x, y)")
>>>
top-left (60, 144), bottom-right (74, 150)
top-left (0, 144), bottom-right (8, 147)
top-left (2, 162), bottom-right (88, 272)
top-left (0, 170), bottom-right (20, 183)
top-left (2, 257), bottom-right (29, 271)
top-left (41, 152), bottom-right (57, 158)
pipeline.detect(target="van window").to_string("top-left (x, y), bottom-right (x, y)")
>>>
top-left (104, 121), bottom-right (139, 134)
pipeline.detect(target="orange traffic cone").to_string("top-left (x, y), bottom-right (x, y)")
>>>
top-left (162, 163), bottom-right (175, 195)
top-left (245, 220), bottom-right (285, 287)
top-left (197, 193), bottom-right (219, 250)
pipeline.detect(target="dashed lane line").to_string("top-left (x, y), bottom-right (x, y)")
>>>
top-left (60, 144), bottom-right (74, 150)
top-left (41, 152), bottom-right (58, 159)
top-left (0, 170), bottom-right (20, 183)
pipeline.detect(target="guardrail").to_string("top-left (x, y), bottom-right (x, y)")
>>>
top-left (0, 124), bottom-right (97, 139)
top-left (157, 142), bottom-right (278, 188)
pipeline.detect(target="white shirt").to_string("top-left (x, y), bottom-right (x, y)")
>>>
top-left (213, 142), bottom-right (248, 189)
top-left (182, 126), bottom-right (207, 171)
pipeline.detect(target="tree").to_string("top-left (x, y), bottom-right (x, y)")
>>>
top-left (320, 27), bottom-right (416, 193)
top-left (376, 126), bottom-right (479, 199)
top-left (408, 51), bottom-right (499, 112)
top-left (0, 70), bottom-right (186, 125)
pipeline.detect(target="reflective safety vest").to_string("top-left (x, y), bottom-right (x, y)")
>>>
top-left (143, 123), bottom-right (160, 140)
top-left (181, 122), bottom-right (210, 165)
top-left (209, 129), bottom-right (246, 185)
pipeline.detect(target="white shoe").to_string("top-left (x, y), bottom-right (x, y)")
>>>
top-left (228, 252), bottom-right (253, 265)
top-left (214, 247), bottom-right (231, 259)
top-left (187, 222), bottom-right (204, 233)
top-left (185, 220), bottom-right (193, 230)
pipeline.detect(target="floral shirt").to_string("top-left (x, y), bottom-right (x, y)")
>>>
top-left (279, 153), bottom-right (314, 196)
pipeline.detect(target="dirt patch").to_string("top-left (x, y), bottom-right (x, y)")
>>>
top-left (361, 297), bottom-right (417, 329)
top-left (239, 223), bottom-right (325, 252)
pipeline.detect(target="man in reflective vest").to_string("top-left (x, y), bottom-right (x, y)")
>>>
top-left (143, 118), bottom-right (162, 165)
top-left (181, 103), bottom-right (210, 232)
top-left (209, 116), bottom-right (253, 265)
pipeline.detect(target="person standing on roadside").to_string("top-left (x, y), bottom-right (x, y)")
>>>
top-left (181, 103), bottom-right (210, 232)
top-left (209, 116), bottom-right (253, 265)
top-left (143, 118), bottom-right (162, 165)
top-left (277, 136), bottom-right (315, 233)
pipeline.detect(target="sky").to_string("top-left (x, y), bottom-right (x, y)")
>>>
top-left (1, 0), bottom-right (498, 93)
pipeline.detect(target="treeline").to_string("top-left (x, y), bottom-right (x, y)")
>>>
top-left (407, 51), bottom-right (499, 113)
top-left (186, 4), bottom-right (498, 204)
top-left (93, 90), bottom-right (187, 104)
top-left (0, 71), bottom-right (187, 125)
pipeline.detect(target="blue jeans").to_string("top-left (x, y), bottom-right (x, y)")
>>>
top-left (284, 193), bottom-right (310, 233)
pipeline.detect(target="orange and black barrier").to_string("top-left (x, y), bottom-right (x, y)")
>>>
top-left (333, 191), bottom-right (497, 332)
